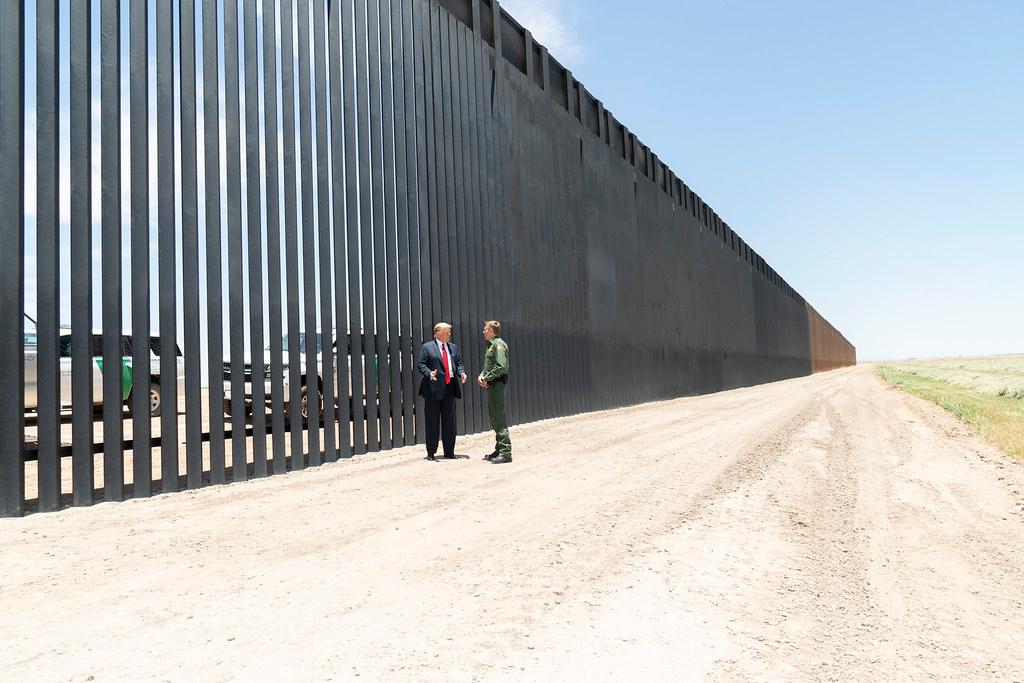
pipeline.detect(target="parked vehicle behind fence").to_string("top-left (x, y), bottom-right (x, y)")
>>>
top-left (222, 331), bottom-right (387, 421)
top-left (24, 331), bottom-right (185, 418)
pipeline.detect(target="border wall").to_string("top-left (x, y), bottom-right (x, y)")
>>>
top-left (0, 0), bottom-right (854, 516)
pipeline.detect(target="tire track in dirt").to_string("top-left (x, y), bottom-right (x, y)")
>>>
top-left (2, 366), bottom-right (1021, 682)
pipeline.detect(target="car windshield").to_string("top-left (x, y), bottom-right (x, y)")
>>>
top-left (274, 333), bottom-right (324, 354)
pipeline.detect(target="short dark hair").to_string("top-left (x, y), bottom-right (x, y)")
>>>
top-left (484, 320), bottom-right (502, 335)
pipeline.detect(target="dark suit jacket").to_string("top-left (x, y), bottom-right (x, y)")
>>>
top-left (417, 340), bottom-right (466, 401)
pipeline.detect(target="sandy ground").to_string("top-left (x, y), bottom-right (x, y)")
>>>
top-left (2, 365), bottom-right (1023, 682)
top-left (22, 389), bottom-right (363, 504)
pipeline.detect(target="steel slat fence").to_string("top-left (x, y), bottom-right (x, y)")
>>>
top-left (0, 0), bottom-right (854, 517)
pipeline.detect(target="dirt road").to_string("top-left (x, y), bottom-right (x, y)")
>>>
top-left (2, 366), bottom-right (1022, 681)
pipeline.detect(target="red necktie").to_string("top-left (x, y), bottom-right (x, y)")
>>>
top-left (441, 344), bottom-right (452, 384)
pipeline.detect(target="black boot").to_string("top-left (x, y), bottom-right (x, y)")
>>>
top-left (490, 454), bottom-right (512, 464)
top-left (483, 450), bottom-right (497, 461)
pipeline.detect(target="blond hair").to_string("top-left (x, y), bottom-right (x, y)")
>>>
top-left (484, 320), bottom-right (502, 335)
top-left (433, 322), bottom-right (452, 335)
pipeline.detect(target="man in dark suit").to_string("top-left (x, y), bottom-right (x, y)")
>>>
top-left (417, 322), bottom-right (467, 461)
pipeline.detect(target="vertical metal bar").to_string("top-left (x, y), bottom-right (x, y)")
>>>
top-left (156, 0), bottom-right (178, 493)
top-left (263, 0), bottom-right (287, 474)
top-left (477, 24), bottom-right (499, 418)
top-left (456, 25), bottom-right (476, 433)
top-left (477, 27), bottom-right (494, 414)
top-left (281, 0), bottom-right (304, 467)
top-left (467, 18), bottom-right (488, 434)
top-left (36, 0), bottom-right (60, 512)
top-left (314, 0), bottom-right (337, 463)
top-left (549, 90), bottom-right (562, 418)
top-left (573, 110), bottom-right (584, 417)
top-left (69, 0), bottom-right (93, 506)
top-left (0, 0), bottom-right (25, 517)
top-left (201, 0), bottom-right (224, 485)
top-left (522, 81), bottom-right (539, 425)
top-left (223, 0), bottom-right (247, 479)
top-left (342, 0), bottom-right (366, 455)
top-left (457, 18), bottom-right (474, 427)
top-left (471, 6), bottom-right (491, 367)
top-left (533, 88), bottom-right (548, 422)
top-left (380, 0), bottom-right (403, 449)
top-left (356, 0), bottom-right (379, 453)
top-left (506, 77), bottom-right (523, 424)
top-left (439, 15), bottom-right (460, 434)
top-left (131, 0), bottom-right (153, 496)
top-left (527, 86), bottom-right (540, 423)
top-left (575, 121), bottom-right (587, 416)
top-left (549, 111), bottom-right (563, 421)
top-left (411, 0), bottom-right (430, 445)
top-left (392, 0), bottom-right (415, 446)
top-left (490, 10), bottom-right (515, 426)
top-left (491, 40), bottom-right (516, 425)
top-left (244, 0), bottom-right (268, 476)
top-left (469, 23), bottom-right (487, 432)
top-left (434, 7), bottom-right (452, 332)
top-left (470, 8), bottom-right (488, 390)
top-left (297, 0), bottom-right (321, 465)
top-left (446, 15), bottom-right (464, 434)
top-left (368, 0), bottom-right (391, 451)
top-left (451, 20), bottom-right (474, 434)
top-left (564, 111), bottom-right (576, 418)
top-left (329, 0), bottom-right (353, 459)
top-left (180, 0), bottom-right (203, 489)
top-left (424, 3), bottom-right (441, 326)
top-left (100, 0), bottom-right (124, 502)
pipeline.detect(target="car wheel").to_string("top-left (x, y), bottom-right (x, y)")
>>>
top-left (300, 385), bottom-right (323, 421)
top-left (148, 382), bottom-right (162, 417)
top-left (128, 381), bottom-right (161, 418)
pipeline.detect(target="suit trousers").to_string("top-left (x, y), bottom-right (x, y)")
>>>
top-left (424, 382), bottom-right (458, 457)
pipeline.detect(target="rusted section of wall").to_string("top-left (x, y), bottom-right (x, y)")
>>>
top-left (807, 304), bottom-right (857, 372)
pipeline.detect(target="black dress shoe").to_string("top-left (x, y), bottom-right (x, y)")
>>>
top-left (490, 454), bottom-right (512, 464)
top-left (425, 454), bottom-right (437, 461)
top-left (442, 454), bottom-right (456, 460)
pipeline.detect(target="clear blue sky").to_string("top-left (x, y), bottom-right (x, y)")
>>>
top-left (507, 0), bottom-right (1024, 361)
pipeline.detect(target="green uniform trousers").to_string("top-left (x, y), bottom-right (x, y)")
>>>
top-left (487, 382), bottom-right (512, 456)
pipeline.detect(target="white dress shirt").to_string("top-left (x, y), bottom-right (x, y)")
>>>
top-left (434, 339), bottom-right (454, 378)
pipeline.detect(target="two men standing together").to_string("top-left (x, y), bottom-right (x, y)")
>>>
top-left (417, 320), bottom-right (512, 464)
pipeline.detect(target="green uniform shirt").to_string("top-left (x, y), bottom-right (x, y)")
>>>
top-left (480, 337), bottom-right (509, 384)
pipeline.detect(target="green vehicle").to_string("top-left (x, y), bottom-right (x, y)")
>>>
top-left (24, 331), bottom-right (185, 418)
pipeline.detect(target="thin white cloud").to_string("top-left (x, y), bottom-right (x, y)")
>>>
top-left (502, 0), bottom-right (586, 69)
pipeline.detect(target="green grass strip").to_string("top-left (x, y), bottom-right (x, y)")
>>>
top-left (879, 365), bottom-right (1024, 460)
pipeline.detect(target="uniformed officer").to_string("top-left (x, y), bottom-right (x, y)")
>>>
top-left (477, 320), bottom-right (512, 464)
